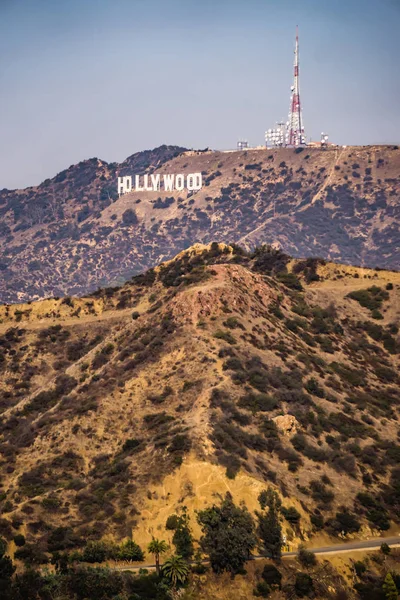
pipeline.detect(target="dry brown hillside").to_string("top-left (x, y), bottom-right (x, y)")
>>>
top-left (0, 243), bottom-right (399, 556)
top-left (0, 144), bottom-right (399, 303)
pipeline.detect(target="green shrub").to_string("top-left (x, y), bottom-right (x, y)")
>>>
top-left (168, 433), bottom-right (191, 454)
top-left (14, 543), bottom-right (48, 565)
top-left (330, 362), bottom-right (366, 387)
top-left (305, 378), bottom-right (325, 398)
top-left (122, 438), bottom-right (142, 453)
top-left (117, 539), bottom-right (144, 561)
top-left (254, 581), bottom-right (271, 597)
top-left (223, 317), bottom-right (244, 330)
top-left (261, 563), bottom-right (282, 588)
top-left (310, 513), bottom-right (324, 530)
top-left (347, 286), bottom-right (389, 311)
top-left (354, 560), bottom-right (366, 576)
top-left (371, 309), bottom-right (383, 320)
top-left (269, 304), bottom-right (284, 319)
top-left (281, 506), bottom-right (301, 525)
top-left (367, 508), bottom-right (390, 531)
top-left (331, 510), bottom-right (360, 534)
top-left (295, 572), bottom-right (313, 597)
top-left (298, 545), bottom-right (317, 568)
top-left (277, 272), bottom-right (303, 291)
top-left (214, 330), bottom-right (237, 345)
top-left (42, 496), bottom-right (62, 511)
top-left (251, 245), bottom-right (290, 275)
top-left (309, 480), bottom-right (334, 505)
top-left (166, 515), bottom-right (179, 531)
top-left (239, 392), bottom-right (279, 413)
top-left (13, 534), bottom-right (25, 547)
top-left (122, 208), bottom-right (138, 226)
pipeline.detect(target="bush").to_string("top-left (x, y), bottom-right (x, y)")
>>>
top-left (214, 330), bottom-right (237, 345)
top-left (166, 515), bottom-right (179, 531)
top-left (261, 563), bottom-right (282, 588)
top-left (331, 510), bottom-right (360, 534)
top-left (295, 572), bottom-right (314, 597)
top-left (168, 433), bottom-right (192, 454)
top-left (277, 272), bottom-right (303, 291)
top-left (66, 566), bottom-right (124, 599)
top-left (354, 560), bottom-right (366, 577)
top-left (298, 545), bottom-right (317, 568)
top-left (13, 534), bottom-right (25, 547)
top-left (82, 541), bottom-right (109, 563)
top-left (223, 317), bottom-right (244, 330)
top-left (251, 245), bottom-right (290, 275)
top-left (281, 506), bottom-right (301, 525)
top-left (14, 543), bottom-right (48, 565)
top-left (310, 513), bottom-right (324, 530)
top-left (347, 286), bottom-right (389, 312)
top-left (309, 480), bottom-right (334, 505)
top-left (380, 542), bottom-right (391, 555)
top-left (305, 378), bottom-right (325, 398)
top-left (254, 581), bottom-right (271, 597)
top-left (366, 508), bottom-right (390, 531)
top-left (239, 392), bottom-right (279, 413)
top-left (121, 208), bottom-right (138, 226)
top-left (117, 539), bottom-right (144, 561)
top-left (122, 438), bottom-right (142, 453)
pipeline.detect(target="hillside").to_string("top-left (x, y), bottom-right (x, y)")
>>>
top-left (0, 243), bottom-right (399, 559)
top-left (0, 144), bottom-right (399, 303)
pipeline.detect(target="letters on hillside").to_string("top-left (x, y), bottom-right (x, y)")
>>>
top-left (117, 173), bottom-right (202, 196)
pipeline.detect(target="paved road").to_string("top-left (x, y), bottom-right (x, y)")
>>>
top-left (112, 535), bottom-right (400, 572)
top-left (281, 535), bottom-right (400, 558)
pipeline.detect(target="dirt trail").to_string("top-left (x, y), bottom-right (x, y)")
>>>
top-left (238, 148), bottom-right (344, 245)
top-left (0, 306), bottom-right (134, 335)
top-left (307, 147), bottom-right (345, 206)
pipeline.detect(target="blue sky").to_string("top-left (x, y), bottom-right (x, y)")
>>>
top-left (0, 0), bottom-right (399, 189)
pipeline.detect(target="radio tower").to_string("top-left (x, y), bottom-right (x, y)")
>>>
top-left (286, 26), bottom-right (306, 146)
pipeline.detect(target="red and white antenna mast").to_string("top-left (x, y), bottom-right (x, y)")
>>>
top-left (286, 26), bottom-right (306, 146)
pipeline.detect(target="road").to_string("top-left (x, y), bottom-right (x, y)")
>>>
top-left (112, 535), bottom-right (400, 572)
top-left (281, 535), bottom-right (400, 558)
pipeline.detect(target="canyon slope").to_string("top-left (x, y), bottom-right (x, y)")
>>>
top-left (0, 244), bottom-right (399, 551)
top-left (0, 144), bottom-right (399, 303)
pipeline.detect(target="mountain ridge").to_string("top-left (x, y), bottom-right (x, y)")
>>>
top-left (0, 243), bottom-right (399, 554)
top-left (0, 144), bottom-right (399, 304)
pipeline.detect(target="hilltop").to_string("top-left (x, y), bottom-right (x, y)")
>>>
top-left (0, 144), bottom-right (399, 303)
top-left (0, 243), bottom-right (399, 559)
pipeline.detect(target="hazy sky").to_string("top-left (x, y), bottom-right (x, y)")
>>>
top-left (1, 0), bottom-right (399, 189)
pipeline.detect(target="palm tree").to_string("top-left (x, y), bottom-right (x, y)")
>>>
top-left (147, 538), bottom-right (168, 576)
top-left (162, 554), bottom-right (189, 590)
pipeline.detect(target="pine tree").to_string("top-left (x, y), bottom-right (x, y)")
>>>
top-left (256, 487), bottom-right (283, 560)
top-left (383, 573), bottom-right (398, 600)
top-left (172, 510), bottom-right (194, 560)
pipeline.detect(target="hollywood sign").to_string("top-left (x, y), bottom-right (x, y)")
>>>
top-left (117, 173), bottom-right (202, 196)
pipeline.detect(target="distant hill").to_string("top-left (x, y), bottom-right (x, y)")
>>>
top-left (0, 144), bottom-right (399, 303)
top-left (0, 244), bottom-right (399, 551)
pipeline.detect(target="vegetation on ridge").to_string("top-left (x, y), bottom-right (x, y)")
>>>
top-left (0, 242), bottom-right (399, 598)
